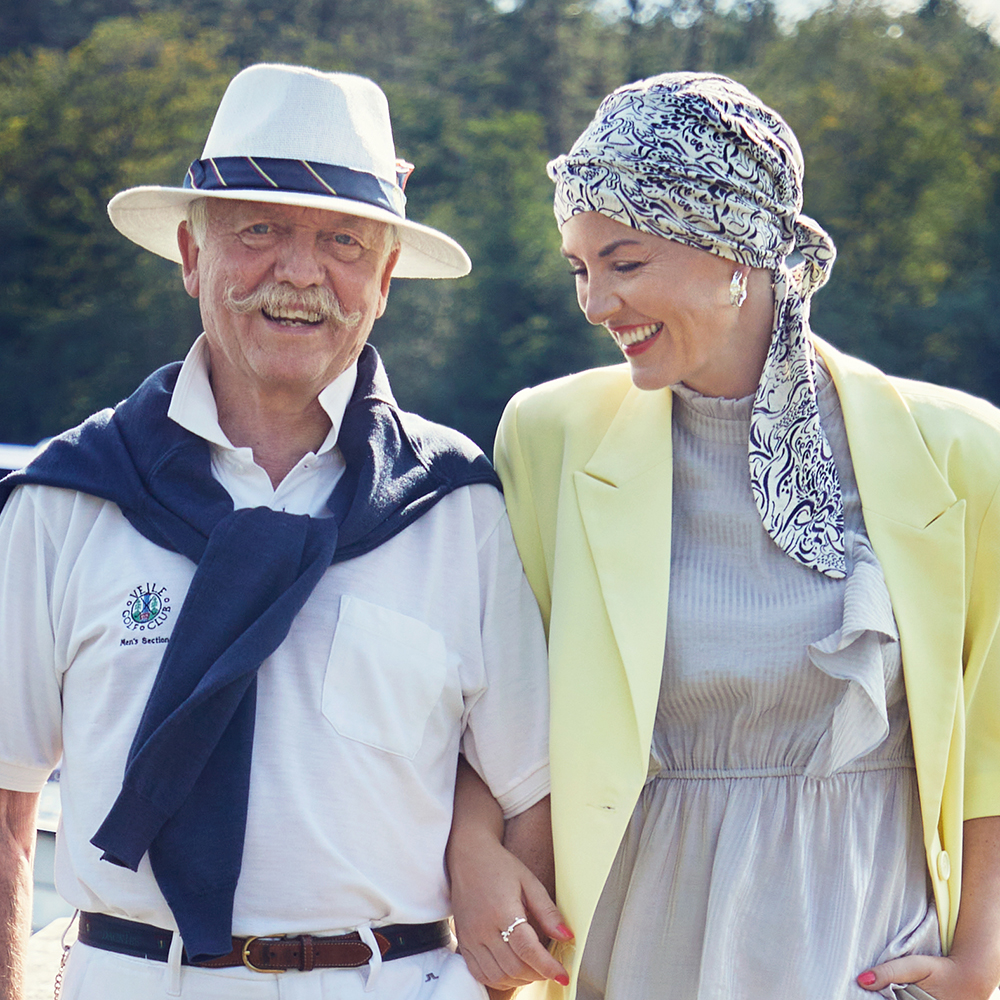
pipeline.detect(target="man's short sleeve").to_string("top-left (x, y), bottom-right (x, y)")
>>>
top-left (460, 489), bottom-right (550, 819)
top-left (0, 486), bottom-right (65, 791)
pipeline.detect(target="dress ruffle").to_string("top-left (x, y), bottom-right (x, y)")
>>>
top-left (805, 532), bottom-right (901, 778)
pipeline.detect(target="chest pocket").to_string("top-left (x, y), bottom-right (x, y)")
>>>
top-left (322, 595), bottom-right (448, 759)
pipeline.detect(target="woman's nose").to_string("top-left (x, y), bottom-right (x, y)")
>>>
top-left (580, 277), bottom-right (621, 326)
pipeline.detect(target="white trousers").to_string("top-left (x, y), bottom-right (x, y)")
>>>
top-left (61, 942), bottom-right (488, 1000)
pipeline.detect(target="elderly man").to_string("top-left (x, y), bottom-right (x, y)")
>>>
top-left (0, 64), bottom-right (563, 1000)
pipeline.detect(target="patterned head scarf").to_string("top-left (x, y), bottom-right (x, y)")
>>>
top-left (548, 72), bottom-right (845, 579)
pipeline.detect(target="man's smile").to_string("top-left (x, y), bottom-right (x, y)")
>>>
top-left (262, 305), bottom-right (326, 326)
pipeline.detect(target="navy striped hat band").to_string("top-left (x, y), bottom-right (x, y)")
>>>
top-left (184, 155), bottom-right (414, 219)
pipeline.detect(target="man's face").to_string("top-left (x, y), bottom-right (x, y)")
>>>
top-left (178, 199), bottom-right (399, 405)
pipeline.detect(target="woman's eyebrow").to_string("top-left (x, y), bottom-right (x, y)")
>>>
top-left (560, 238), bottom-right (642, 259)
top-left (599, 239), bottom-right (642, 257)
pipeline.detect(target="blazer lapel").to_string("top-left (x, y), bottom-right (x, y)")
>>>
top-left (573, 384), bottom-right (674, 751)
top-left (820, 340), bottom-right (964, 841)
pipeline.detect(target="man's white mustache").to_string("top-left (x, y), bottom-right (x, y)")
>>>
top-left (223, 283), bottom-right (362, 329)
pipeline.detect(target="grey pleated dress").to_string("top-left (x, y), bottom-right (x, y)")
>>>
top-left (577, 370), bottom-right (941, 1000)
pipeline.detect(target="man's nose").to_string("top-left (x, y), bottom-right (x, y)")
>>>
top-left (273, 232), bottom-right (326, 287)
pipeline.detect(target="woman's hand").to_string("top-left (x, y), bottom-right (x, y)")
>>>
top-left (857, 954), bottom-right (998, 999)
top-left (859, 817), bottom-right (1000, 1000)
top-left (448, 758), bottom-right (573, 991)
top-left (450, 815), bottom-right (572, 990)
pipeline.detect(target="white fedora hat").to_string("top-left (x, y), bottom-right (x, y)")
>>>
top-left (107, 63), bottom-right (471, 279)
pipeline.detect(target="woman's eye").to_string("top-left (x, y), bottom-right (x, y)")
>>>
top-left (614, 261), bottom-right (643, 273)
top-left (568, 266), bottom-right (587, 278)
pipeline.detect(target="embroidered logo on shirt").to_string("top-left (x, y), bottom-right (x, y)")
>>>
top-left (122, 583), bottom-right (172, 631)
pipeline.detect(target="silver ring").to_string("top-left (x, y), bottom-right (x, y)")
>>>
top-left (500, 916), bottom-right (527, 943)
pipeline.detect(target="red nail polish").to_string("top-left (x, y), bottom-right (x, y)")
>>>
top-left (556, 923), bottom-right (575, 940)
top-left (555, 974), bottom-right (570, 986)
top-left (858, 972), bottom-right (877, 987)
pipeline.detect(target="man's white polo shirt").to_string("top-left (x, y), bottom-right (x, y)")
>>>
top-left (0, 335), bottom-right (550, 941)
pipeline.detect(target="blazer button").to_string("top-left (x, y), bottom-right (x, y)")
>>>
top-left (936, 850), bottom-right (951, 881)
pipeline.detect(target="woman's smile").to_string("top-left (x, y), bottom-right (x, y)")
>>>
top-left (609, 322), bottom-right (663, 352)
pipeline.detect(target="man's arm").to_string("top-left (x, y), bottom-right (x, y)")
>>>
top-left (447, 757), bottom-right (571, 993)
top-left (0, 788), bottom-right (39, 1000)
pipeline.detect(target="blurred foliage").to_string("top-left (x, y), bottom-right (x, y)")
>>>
top-left (0, 0), bottom-right (998, 450)
top-left (0, 15), bottom-right (232, 440)
top-left (742, 0), bottom-right (1000, 395)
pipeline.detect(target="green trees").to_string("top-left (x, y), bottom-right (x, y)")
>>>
top-left (0, 16), bottom-right (233, 440)
top-left (0, 0), bottom-right (998, 449)
top-left (744, 0), bottom-right (1000, 394)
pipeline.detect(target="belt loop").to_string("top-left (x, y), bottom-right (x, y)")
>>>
top-left (300, 934), bottom-right (315, 973)
top-left (165, 930), bottom-right (183, 996)
top-left (357, 925), bottom-right (382, 993)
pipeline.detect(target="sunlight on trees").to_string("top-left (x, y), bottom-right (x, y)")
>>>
top-left (0, 0), bottom-right (997, 448)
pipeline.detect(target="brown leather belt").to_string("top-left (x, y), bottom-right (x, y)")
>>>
top-left (78, 911), bottom-right (452, 972)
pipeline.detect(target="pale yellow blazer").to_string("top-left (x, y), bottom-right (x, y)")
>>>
top-left (495, 338), bottom-right (1000, 999)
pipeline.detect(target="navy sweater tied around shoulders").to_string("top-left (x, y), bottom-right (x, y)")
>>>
top-left (0, 344), bottom-right (500, 962)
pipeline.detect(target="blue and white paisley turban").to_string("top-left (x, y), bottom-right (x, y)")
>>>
top-left (548, 72), bottom-right (845, 579)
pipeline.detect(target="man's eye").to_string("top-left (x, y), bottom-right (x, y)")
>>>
top-left (248, 223), bottom-right (270, 235)
top-left (334, 233), bottom-right (358, 246)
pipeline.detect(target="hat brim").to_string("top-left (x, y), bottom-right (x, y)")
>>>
top-left (107, 186), bottom-right (471, 279)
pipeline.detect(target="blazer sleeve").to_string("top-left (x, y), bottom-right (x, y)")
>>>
top-left (962, 477), bottom-right (1000, 820)
top-left (494, 392), bottom-right (553, 632)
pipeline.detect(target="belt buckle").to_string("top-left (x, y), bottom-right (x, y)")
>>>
top-left (241, 935), bottom-right (287, 973)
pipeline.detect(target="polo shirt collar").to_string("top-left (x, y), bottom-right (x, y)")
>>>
top-left (166, 333), bottom-right (358, 455)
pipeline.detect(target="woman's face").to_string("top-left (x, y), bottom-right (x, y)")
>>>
top-left (560, 212), bottom-right (771, 398)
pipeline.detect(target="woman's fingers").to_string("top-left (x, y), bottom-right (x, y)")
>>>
top-left (460, 939), bottom-right (521, 989)
top-left (506, 918), bottom-right (571, 986)
top-left (460, 915), bottom-right (569, 989)
top-left (856, 954), bottom-right (1000, 1000)
top-left (447, 813), bottom-right (571, 987)
top-left (522, 869), bottom-right (574, 945)
top-left (857, 954), bottom-right (939, 991)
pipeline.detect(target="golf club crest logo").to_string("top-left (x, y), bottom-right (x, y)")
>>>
top-left (122, 582), bottom-right (172, 631)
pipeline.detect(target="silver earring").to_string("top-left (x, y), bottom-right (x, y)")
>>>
top-left (729, 269), bottom-right (748, 308)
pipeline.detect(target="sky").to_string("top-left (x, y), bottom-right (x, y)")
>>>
top-left (587, 0), bottom-right (1000, 40)
top-left (776, 0), bottom-right (999, 37)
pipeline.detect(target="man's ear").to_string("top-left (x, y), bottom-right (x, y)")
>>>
top-left (374, 244), bottom-right (402, 319)
top-left (177, 221), bottom-right (201, 299)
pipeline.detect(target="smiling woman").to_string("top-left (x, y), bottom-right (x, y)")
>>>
top-left (447, 72), bottom-right (1000, 1000)
top-left (560, 213), bottom-right (772, 396)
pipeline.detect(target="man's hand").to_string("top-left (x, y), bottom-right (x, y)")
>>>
top-left (0, 788), bottom-right (40, 1000)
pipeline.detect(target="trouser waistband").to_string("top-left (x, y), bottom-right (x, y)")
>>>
top-left (78, 911), bottom-right (452, 972)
